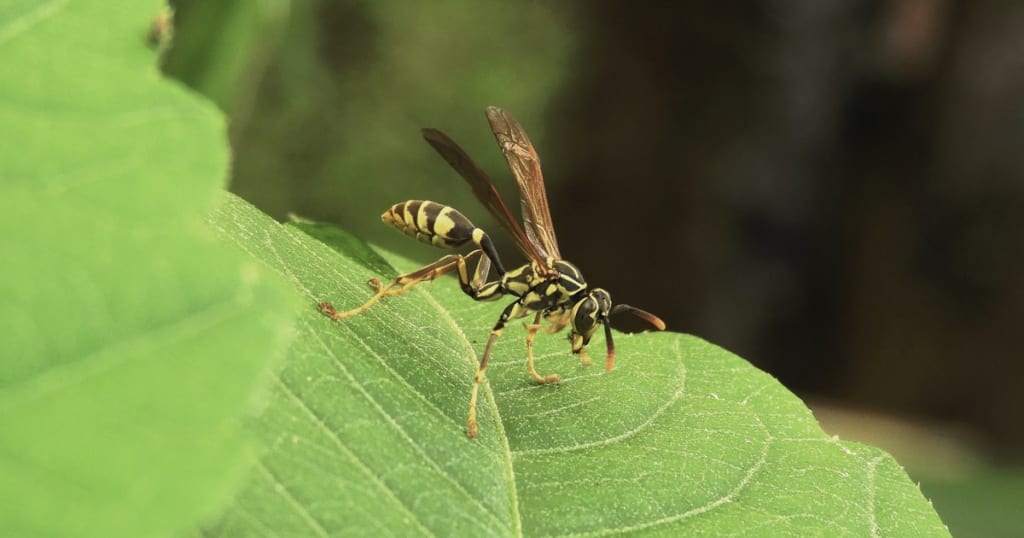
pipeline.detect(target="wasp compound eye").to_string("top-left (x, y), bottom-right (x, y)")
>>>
top-left (571, 294), bottom-right (601, 342)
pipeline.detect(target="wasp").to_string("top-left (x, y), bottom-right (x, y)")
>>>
top-left (318, 107), bottom-right (665, 438)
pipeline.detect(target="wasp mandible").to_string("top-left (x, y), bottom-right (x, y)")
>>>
top-left (318, 107), bottom-right (665, 438)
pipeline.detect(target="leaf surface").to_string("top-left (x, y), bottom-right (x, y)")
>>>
top-left (205, 200), bottom-right (949, 537)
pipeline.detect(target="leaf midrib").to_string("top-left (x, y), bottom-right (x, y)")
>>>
top-left (0, 0), bottom-right (68, 46)
top-left (222, 216), bottom-right (524, 537)
top-left (417, 285), bottom-right (524, 538)
top-left (308, 314), bottom-right (511, 533)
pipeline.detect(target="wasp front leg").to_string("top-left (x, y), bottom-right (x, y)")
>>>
top-left (539, 308), bottom-right (571, 335)
top-left (523, 307), bottom-right (591, 370)
top-left (577, 348), bottom-right (593, 368)
top-left (523, 311), bottom-right (561, 385)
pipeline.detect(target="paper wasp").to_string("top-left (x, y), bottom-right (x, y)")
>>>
top-left (318, 106), bottom-right (665, 438)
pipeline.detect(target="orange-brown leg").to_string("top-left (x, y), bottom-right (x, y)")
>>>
top-left (466, 327), bottom-right (501, 438)
top-left (537, 309), bottom-right (571, 334)
top-left (578, 347), bottom-right (593, 368)
top-left (318, 250), bottom-right (489, 320)
top-left (523, 312), bottom-right (560, 384)
top-left (603, 321), bottom-right (616, 371)
top-left (467, 298), bottom-right (532, 438)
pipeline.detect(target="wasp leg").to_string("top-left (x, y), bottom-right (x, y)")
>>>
top-left (603, 320), bottom-right (616, 371)
top-left (456, 249), bottom-right (506, 302)
top-left (523, 312), bottom-right (560, 384)
top-left (467, 298), bottom-right (533, 438)
top-left (538, 309), bottom-right (571, 334)
top-left (466, 329), bottom-right (498, 439)
top-left (319, 250), bottom-right (487, 320)
top-left (577, 347), bottom-right (593, 368)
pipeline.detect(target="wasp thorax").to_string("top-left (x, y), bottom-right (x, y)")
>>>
top-left (552, 259), bottom-right (587, 297)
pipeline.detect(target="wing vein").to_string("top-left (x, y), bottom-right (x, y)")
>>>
top-left (486, 106), bottom-right (562, 260)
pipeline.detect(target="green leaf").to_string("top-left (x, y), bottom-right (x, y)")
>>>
top-left (0, 2), bottom-right (293, 536)
top-left (204, 202), bottom-right (949, 537)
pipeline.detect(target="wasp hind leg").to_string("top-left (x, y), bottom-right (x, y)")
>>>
top-left (318, 249), bottom-right (488, 320)
top-left (523, 311), bottom-right (561, 384)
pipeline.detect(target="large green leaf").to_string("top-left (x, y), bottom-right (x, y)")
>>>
top-left (0, 2), bottom-right (293, 536)
top-left (205, 195), bottom-right (949, 536)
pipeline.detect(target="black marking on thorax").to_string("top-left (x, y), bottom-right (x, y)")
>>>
top-left (501, 259), bottom-right (588, 311)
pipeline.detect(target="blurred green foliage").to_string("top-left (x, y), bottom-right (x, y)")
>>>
top-left (921, 469), bottom-right (1024, 538)
top-left (0, 1), bottom-right (293, 535)
top-left (166, 0), bottom-right (571, 263)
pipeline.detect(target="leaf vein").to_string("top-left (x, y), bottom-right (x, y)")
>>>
top-left (0, 0), bottom-right (67, 46)
top-left (867, 455), bottom-right (883, 538)
top-left (509, 350), bottom-right (687, 456)
top-left (307, 318), bottom-right (510, 532)
top-left (274, 375), bottom-right (437, 537)
top-left (255, 461), bottom-right (331, 537)
top-left (414, 285), bottom-right (525, 538)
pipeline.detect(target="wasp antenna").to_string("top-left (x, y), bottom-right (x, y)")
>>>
top-left (610, 304), bottom-right (666, 331)
top-left (603, 321), bottom-right (616, 371)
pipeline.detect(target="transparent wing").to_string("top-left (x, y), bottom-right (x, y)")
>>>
top-left (421, 127), bottom-right (548, 265)
top-left (485, 106), bottom-right (561, 260)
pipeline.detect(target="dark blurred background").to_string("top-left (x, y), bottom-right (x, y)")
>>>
top-left (162, 1), bottom-right (1022, 533)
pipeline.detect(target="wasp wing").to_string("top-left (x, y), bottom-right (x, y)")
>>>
top-left (421, 127), bottom-right (547, 265)
top-left (485, 106), bottom-right (561, 261)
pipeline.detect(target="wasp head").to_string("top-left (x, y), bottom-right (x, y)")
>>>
top-left (569, 288), bottom-right (613, 353)
top-left (569, 288), bottom-right (667, 356)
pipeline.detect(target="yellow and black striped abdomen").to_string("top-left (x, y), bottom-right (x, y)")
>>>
top-left (382, 200), bottom-right (507, 274)
top-left (382, 200), bottom-right (479, 249)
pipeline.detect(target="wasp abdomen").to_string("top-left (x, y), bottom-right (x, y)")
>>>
top-left (382, 198), bottom-right (505, 272)
top-left (382, 200), bottom-right (477, 247)
top-left (382, 200), bottom-right (506, 274)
